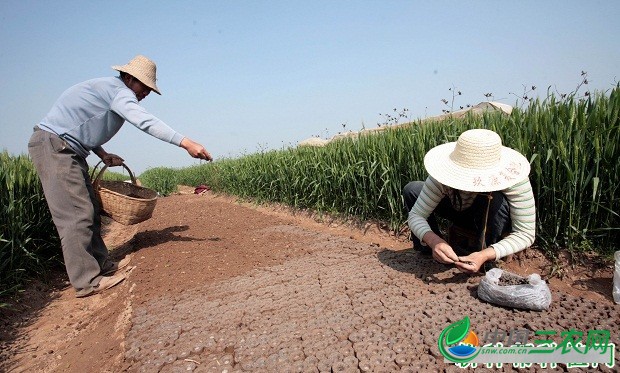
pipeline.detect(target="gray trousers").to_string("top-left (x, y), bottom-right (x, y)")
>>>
top-left (28, 128), bottom-right (107, 290)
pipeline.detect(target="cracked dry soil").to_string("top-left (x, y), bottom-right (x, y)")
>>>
top-left (1, 188), bottom-right (618, 373)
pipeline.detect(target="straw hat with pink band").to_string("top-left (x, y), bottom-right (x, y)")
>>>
top-left (423, 129), bottom-right (530, 193)
top-left (112, 55), bottom-right (161, 95)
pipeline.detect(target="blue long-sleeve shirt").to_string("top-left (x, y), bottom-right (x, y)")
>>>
top-left (38, 76), bottom-right (185, 158)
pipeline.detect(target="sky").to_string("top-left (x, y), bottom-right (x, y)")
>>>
top-left (1, 0), bottom-right (619, 174)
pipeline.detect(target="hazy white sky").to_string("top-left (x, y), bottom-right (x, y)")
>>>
top-left (1, 0), bottom-right (618, 174)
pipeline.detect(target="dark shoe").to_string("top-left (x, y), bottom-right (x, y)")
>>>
top-left (101, 256), bottom-right (132, 276)
top-left (75, 272), bottom-right (127, 298)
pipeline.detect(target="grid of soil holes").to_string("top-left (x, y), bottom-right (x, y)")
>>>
top-left (124, 226), bottom-right (619, 372)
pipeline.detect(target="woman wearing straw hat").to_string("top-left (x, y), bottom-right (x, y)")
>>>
top-left (403, 128), bottom-right (536, 273)
top-left (28, 55), bottom-right (212, 297)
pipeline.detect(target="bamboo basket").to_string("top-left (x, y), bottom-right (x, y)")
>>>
top-left (91, 161), bottom-right (157, 225)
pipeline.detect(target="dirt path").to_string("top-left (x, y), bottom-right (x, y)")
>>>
top-left (1, 190), bottom-right (618, 372)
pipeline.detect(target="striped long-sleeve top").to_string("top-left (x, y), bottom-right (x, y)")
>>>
top-left (407, 175), bottom-right (536, 259)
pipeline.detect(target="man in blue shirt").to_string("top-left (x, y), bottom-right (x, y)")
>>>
top-left (28, 55), bottom-right (212, 297)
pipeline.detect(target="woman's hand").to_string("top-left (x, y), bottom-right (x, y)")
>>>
top-left (423, 231), bottom-right (459, 264)
top-left (454, 248), bottom-right (497, 273)
top-left (431, 242), bottom-right (460, 264)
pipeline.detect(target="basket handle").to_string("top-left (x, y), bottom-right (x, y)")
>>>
top-left (91, 161), bottom-right (137, 189)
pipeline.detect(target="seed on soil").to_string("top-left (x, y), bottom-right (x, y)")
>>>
top-left (163, 354), bottom-right (176, 364)
top-left (358, 360), bottom-right (372, 372)
top-left (192, 345), bottom-right (204, 354)
top-left (394, 353), bottom-right (411, 367)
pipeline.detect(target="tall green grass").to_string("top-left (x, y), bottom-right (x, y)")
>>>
top-left (513, 89), bottom-right (620, 255)
top-left (0, 151), bottom-right (60, 302)
top-left (139, 167), bottom-right (180, 196)
top-left (194, 121), bottom-right (471, 223)
top-left (2, 85), bottom-right (618, 302)
top-left (176, 117), bottom-right (474, 226)
top-left (170, 86), bottom-right (619, 257)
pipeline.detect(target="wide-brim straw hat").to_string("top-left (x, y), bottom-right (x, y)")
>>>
top-left (424, 128), bottom-right (530, 192)
top-left (112, 55), bottom-right (161, 95)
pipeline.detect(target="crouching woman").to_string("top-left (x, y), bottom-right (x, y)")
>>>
top-left (403, 128), bottom-right (536, 273)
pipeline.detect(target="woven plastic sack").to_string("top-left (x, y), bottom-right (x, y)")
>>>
top-left (478, 268), bottom-right (552, 311)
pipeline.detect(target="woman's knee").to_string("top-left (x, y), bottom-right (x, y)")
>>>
top-left (402, 181), bottom-right (424, 197)
top-left (402, 181), bottom-right (425, 209)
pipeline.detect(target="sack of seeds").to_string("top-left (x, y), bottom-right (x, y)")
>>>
top-left (477, 268), bottom-right (552, 311)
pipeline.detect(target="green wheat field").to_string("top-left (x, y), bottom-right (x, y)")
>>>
top-left (2, 84), bottom-right (618, 304)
